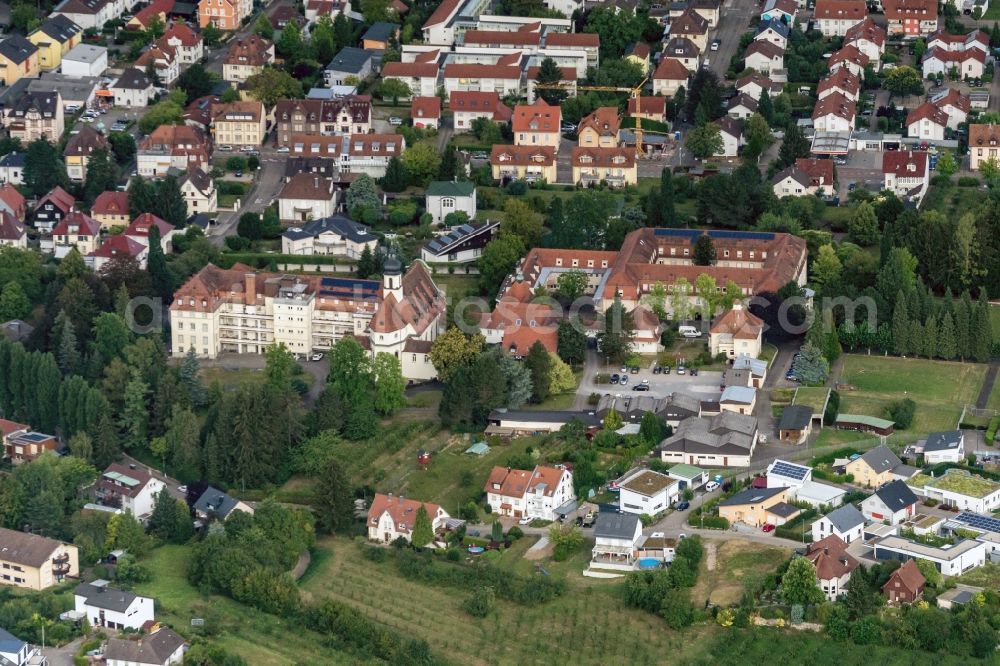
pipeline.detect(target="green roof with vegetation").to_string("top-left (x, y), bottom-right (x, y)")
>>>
top-left (909, 469), bottom-right (1000, 498)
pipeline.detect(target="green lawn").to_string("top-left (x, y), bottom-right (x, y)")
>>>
top-left (812, 427), bottom-right (875, 449)
top-left (407, 390), bottom-right (442, 408)
top-left (988, 376), bottom-right (1000, 412)
top-left (837, 355), bottom-right (986, 436)
top-left (691, 540), bottom-right (791, 607)
top-left (759, 343), bottom-right (778, 366)
top-left (137, 546), bottom-right (347, 665)
top-left (921, 182), bottom-right (986, 218)
top-left (983, 4), bottom-right (1000, 19)
top-left (217, 194), bottom-right (238, 210)
top-left (792, 387), bottom-right (831, 415)
top-left (431, 272), bottom-right (480, 300)
top-left (200, 366), bottom-right (264, 389)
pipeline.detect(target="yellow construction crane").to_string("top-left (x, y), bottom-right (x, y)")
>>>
top-left (534, 77), bottom-right (650, 155)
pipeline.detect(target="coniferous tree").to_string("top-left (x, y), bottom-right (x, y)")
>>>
top-left (91, 413), bottom-right (121, 469)
top-left (660, 168), bottom-right (676, 227)
top-left (939, 312), bottom-right (957, 360)
top-left (83, 147), bottom-right (119, 204)
top-left (891, 295), bottom-right (909, 356)
top-left (524, 341), bottom-right (552, 403)
top-left (56, 311), bottom-right (80, 376)
top-left (923, 315), bottom-right (939, 359)
top-left (356, 245), bottom-right (375, 279)
top-left (381, 156), bottom-right (408, 192)
top-left (128, 175), bottom-right (155, 218)
top-left (314, 458), bottom-right (353, 533)
top-left (438, 144), bottom-right (460, 181)
top-left (178, 347), bottom-right (206, 407)
top-left (957, 290), bottom-right (974, 359)
top-left (157, 176), bottom-right (188, 228)
top-left (146, 225), bottom-right (173, 301)
top-left (973, 292), bottom-right (993, 362)
top-left (535, 57), bottom-right (568, 105)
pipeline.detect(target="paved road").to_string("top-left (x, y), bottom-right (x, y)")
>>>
top-left (708, 0), bottom-right (757, 81)
top-left (976, 362), bottom-right (999, 409)
top-left (41, 637), bottom-right (84, 666)
top-left (208, 148), bottom-right (286, 247)
top-left (202, 0), bottom-right (290, 76)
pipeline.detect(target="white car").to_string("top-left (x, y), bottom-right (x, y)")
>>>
top-left (705, 481), bottom-right (720, 492)
top-left (219, 144), bottom-right (233, 151)
top-left (177, 485), bottom-right (188, 494)
top-left (389, 116), bottom-right (403, 125)
top-left (310, 352), bottom-right (324, 361)
top-left (277, 146), bottom-right (289, 153)
top-left (711, 39), bottom-right (720, 51)
top-left (518, 516), bottom-right (532, 525)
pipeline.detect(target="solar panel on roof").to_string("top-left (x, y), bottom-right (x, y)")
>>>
top-left (427, 240), bottom-right (444, 252)
top-left (770, 461), bottom-right (809, 481)
top-left (654, 229), bottom-right (701, 238)
top-left (955, 511), bottom-right (1000, 534)
top-left (458, 224), bottom-right (475, 234)
top-left (707, 230), bottom-right (775, 240)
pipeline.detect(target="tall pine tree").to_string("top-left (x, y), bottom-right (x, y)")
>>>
top-left (660, 168), bottom-right (676, 227)
top-left (892, 294), bottom-right (909, 356)
top-left (146, 225), bottom-right (173, 301)
top-left (939, 312), bottom-right (957, 360)
top-left (381, 156), bottom-right (408, 192)
top-left (923, 315), bottom-right (939, 359)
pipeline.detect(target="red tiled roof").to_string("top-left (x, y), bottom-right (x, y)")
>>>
top-left (844, 17), bottom-right (886, 46)
top-left (161, 22), bottom-right (202, 47)
top-left (92, 191), bottom-right (129, 217)
top-left (0, 183), bottom-right (26, 220)
top-left (628, 96), bottom-right (667, 116)
top-left (670, 8), bottom-right (709, 35)
top-left (883, 0), bottom-right (936, 20)
top-left (126, 213), bottom-right (174, 238)
top-left (512, 98), bottom-right (561, 134)
top-left (546, 32), bottom-right (599, 47)
top-left (52, 211), bottom-right (100, 237)
top-left (653, 57), bottom-right (689, 80)
top-left (484, 465), bottom-right (567, 498)
top-left (828, 44), bottom-right (870, 68)
top-left (812, 91), bottom-right (856, 121)
top-left (36, 186), bottom-right (75, 214)
top-left (710, 304), bottom-right (763, 339)
top-left (571, 146), bottom-right (635, 168)
top-left (490, 144), bottom-right (556, 166)
top-left (806, 535), bottom-right (859, 580)
top-left (0, 419), bottom-right (28, 438)
top-left (463, 29), bottom-right (540, 46)
top-left (882, 559), bottom-right (926, 595)
top-left (382, 61), bottom-right (439, 78)
top-left (968, 123), bottom-right (1000, 149)
top-left (410, 95), bottom-right (441, 119)
top-left (817, 68), bottom-right (861, 96)
top-left (443, 63), bottom-right (520, 80)
top-left (814, 0), bottom-right (867, 20)
top-left (89, 234), bottom-right (146, 259)
top-left (0, 211), bottom-right (25, 242)
top-left (745, 40), bottom-right (784, 60)
top-left (795, 158), bottom-right (834, 185)
top-left (925, 46), bottom-right (986, 64)
top-left (906, 102), bottom-right (948, 128)
top-left (449, 91), bottom-right (513, 121)
top-left (932, 87), bottom-right (971, 113)
top-left (424, 0), bottom-right (461, 27)
top-left (883, 150), bottom-right (928, 176)
top-left (367, 493), bottom-right (444, 535)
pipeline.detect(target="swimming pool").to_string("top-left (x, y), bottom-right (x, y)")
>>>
top-left (637, 558), bottom-right (661, 569)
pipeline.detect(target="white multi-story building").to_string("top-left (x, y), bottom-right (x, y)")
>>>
top-left (874, 535), bottom-right (986, 576)
top-left (74, 580), bottom-right (155, 631)
top-left (908, 468), bottom-right (1000, 514)
top-left (95, 463), bottom-right (166, 520)
top-left (484, 465), bottom-right (575, 520)
top-left (170, 259), bottom-right (446, 379)
top-left (618, 469), bottom-right (679, 516)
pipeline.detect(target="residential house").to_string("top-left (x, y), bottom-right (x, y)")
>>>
top-left (662, 38), bottom-right (701, 72)
top-left (91, 191), bottom-right (130, 230)
top-left (812, 91), bottom-right (856, 132)
top-left (95, 463), bottom-right (166, 519)
top-left (715, 117), bottom-right (743, 157)
top-left (846, 444), bottom-right (911, 487)
top-left (764, 459), bottom-right (846, 508)
top-left (0, 212), bottom-right (27, 249)
top-left (0, 628), bottom-right (44, 666)
top-left (883, 150), bottom-right (929, 202)
top-left (324, 47), bottom-right (376, 87)
top-left (280, 215), bottom-right (378, 258)
top-left (736, 73), bottom-right (782, 101)
top-left (127, 0), bottom-right (173, 30)
top-left (28, 15), bottom-right (83, 71)
top-left (211, 101), bottom-right (267, 147)
top-left (922, 430), bottom-right (965, 463)
top-left (450, 91), bottom-right (513, 130)
top-left (443, 60), bottom-right (522, 97)
top-left (111, 68), bottom-right (154, 108)
top-left (362, 22), bottom-right (399, 50)
top-left (179, 166), bottom-right (217, 216)
top-left (53, 0), bottom-right (119, 31)
top-left (426, 181), bottom-right (476, 224)
top-left (485, 465), bottom-right (575, 520)
top-left (929, 87), bottom-right (970, 129)
top-left (222, 35), bottom-right (274, 83)
top-left (669, 9), bottom-right (709, 52)
top-left (772, 159), bottom-right (834, 197)
top-left (922, 47), bottom-right (986, 79)
top-left (927, 28), bottom-right (989, 54)
top-left (63, 125), bottom-right (107, 182)
top-left (861, 479), bottom-right (919, 525)
top-left (883, 0), bottom-right (937, 36)
top-left (571, 147), bottom-right (637, 188)
top-left (1, 420), bottom-right (58, 464)
top-left (761, 0), bottom-right (796, 23)
top-left (720, 385), bottom-right (756, 415)
top-left (883, 559), bottom-right (926, 604)
top-left (33, 186), bottom-right (76, 233)
top-left (4, 91), bottom-right (64, 143)
top-left (658, 411), bottom-right (759, 468)
top-left (709, 302), bottom-right (763, 358)
top-left (0, 153), bottom-right (25, 186)
top-left (744, 40), bottom-right (784, 74)
top-left (627, 96), bottom-right (667, 122)
top-left (52, 211), bottom-right (101, 259)
top-left (525, 66), bottom-right (577, 105)
top-left (827, 44), bottom-right (869, 78)
top-left (491, 144), bottom-right (557, 183)
top-left (777, 404), bottom-right (814, 443)
top-left (193, 486), bottom-right (254, 522)
top-left (0, 527), bottom-right (78, 590)
top-left (652, 57), bottom-right (690, 95)
top-left (812, 503), bottom-right (866, 544)
top-left (342, 133), bottom-right (403, 177)
top-left (755, 18), bottom-right (791, 49)
top-left (420, 219), bottom-right (498, 264)
top-left (126, 213), bottom-right (175, 253)
top-left (844, 17), bottom-right (886, 65)
top-left (907, 468), bottom-right (1000, 513)
top-left (135, 45), bottom-right (179, 85)
top-left (274, 97), bottom-right (372, 147)
top-left (198, 0), bottom-right (251, 31)
top-left (278, 173), bottom-right (337, 223)
top-left (513, 98), bottom-right (562, 147)
top-left (138, 124), bottom-right (210, 177)
top-left (74, 580), bottom-right (154, 631)
top-left (718, 486), bottom-right (789, 527)
top-left (969, 123), bottom-right (1000, 171)
top-left (381, 61), bottom-right (439, 99)
top-left (814, 0), bottom-right (867, 36)
top-left (0, 184), bottom-right (26, 221)
top-left (817, 67), bottom-right (861, 101)
top-left (690, 0), bottom-right (721, 26)
top-left (624, 42), bottom-right (650, 73)
top-left (544, 31), bottom-right (600, 68)
top-left (158, 22), bottom-right (203, 65)
top-left (104, 627), bottom-right (187, 666)
top-left (591, 512), bottom-right (643, 570)
top-left (0, 35), bottom-right (40, 87)
top-left (366, 493), bottom-right (450, 545)
top-left (667, 463), bottom-right (708, 490)
top-left (729, 355), bottom-right (768, 388)
top-left (577, 107), bottom-right (620, 148)
top-left (727, 93), bottom-right (758, 120)
top-left (805, 535), bottom-right (859, 601)
top-left (411, 96), bottom-right (441, 130)
top-left (618, 469), bottom-right (679, 515)
top-left (60, 43), bottom-right (107, 77)
top-left (874, 534), bottom-right (986, 576)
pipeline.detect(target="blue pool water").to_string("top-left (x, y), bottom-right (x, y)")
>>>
top-left (637, 558), bottom-right (661, 569)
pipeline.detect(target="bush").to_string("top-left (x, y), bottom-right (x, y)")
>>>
top-left (446, 548), bottom-right (461, 561)
top-left (225, 236), bottom-right (252, 251)
top-left (505, 179), bottom-right (528, 195)
top-left (507, 526), bottom-right (524, 540)
top-left (886, 398), bottom-right (916, 429)
top-left (958, 176), bottom-right (980, 187)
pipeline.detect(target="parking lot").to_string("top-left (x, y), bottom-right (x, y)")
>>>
top-left (577, 362), bottom-right (724, 403)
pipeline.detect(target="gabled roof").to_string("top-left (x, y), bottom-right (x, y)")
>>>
top-left (491, 144), bottom-right (557, 166)
top-left (814, 0), bottom-right (867, 21)
top-left (578, 107), bottom-right (621, 137)
top-left (512, 98), bottom-right (561, 134)
top-left (464, 29), bottom-right (541, 46)
top-left (0, 527), bottom-right (68, 567)
top-left (857, 444), bottom-right (902, 473)
top-left (627, 96), bottom-right (666, 115)
top-left (756, 18), bottom-right (790, 40)
top-left (653, 57), bottom-right (690, 80)
top-left (89, 234), bottom-right (146, 259)
top-left (411, 95), bottom-right (441, 119)
top-left (0, 184), bottom-right (26, 219)
top-left (823, 503), bottom-right (866, 533)
top-left (744, 39), bottom-right (784, 61)
top-left (930, 87), bottom-right (971, 113)
top-left (710, 303), bottom-right (763, 338)
top-left (449, 91), bottom-right (513, 121)
top-left (382, 61), bottom-right (439, 78)
top-left (883, 559), bottom-right (926, 594)
top-left (423, 0), bottom-right (461, 28)
top-left (37, 186), bottom-right (76, 213)
top-left (0, 35), bottom-right (38, 65)
top-left (882, 150), bottom-right (928, 177)
top-left (426, 180), bottom-right (475, 197)
top-left (969, 123), bottom-right (1000, 148)
top-left (279, 173), bottom-right (335, 201)
top-left (844, 17), bottom-right (886, 47)
top-left (64, 125), bottom-right (107, 157)
top-left (443, 62), bottom-right (521, 80)
top-left (362, 21), bottom-right (399, 43)
top-left (763, 0), bottom-right (797, 15)
top-left (161, 21), bottom-right (201, 47)
top-left (924, 430), bottom-right (963, 452)
top-left (103, 628), bottom-right (186, 664)
top-left (368, 493), bottom-right (443, 535)
top-left (828, 44), bottom-right (869, 69)
top-left (593, 512), bottom-right (640, 540)
top-left (113, 68), bottom-right (152, 91)
top-left (812, 91), bottom-right (856, 121)
top-left (0, 211), bottom-right (25, 243)
top-left (818, 68), bottom-right (861, 97)
top-left (33, 15), bottom-right (83, 43)
top-left (728, 93), bottom-right (758, 112)
top-left (484, 465), bottom-right (568, 498)
top-left (663, 37), bottom-right (700, 59)
top-left (806, 534), bottom-right (859, 580)
top-left (906, 102), bottom-right (948, 128)
top-left (193, 486), bottom-right (242, 518)
top-left (873, 479), bottom-right (919, 510)
top-left (226, 34), bottom-right (273, 67)
top-left (75, 581), bottom-right (146, 612)
top-left (882, 0), bottom-right (936, 21)
top-left (52, 211), bottom-right (100, 237)
top-left (92, 191), bottom-right (129, 216)
top-left (719, 485), bottom-right (785, 507)
top-left (778, 404), bottom-right (813, 430)
top-left (670, 9), bottom-right (709, 35)
top-left (127, 212), bottom-right (174, 238)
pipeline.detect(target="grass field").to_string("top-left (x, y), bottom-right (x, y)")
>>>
top-left (812, 428), bottom-right (872, 449)
top-left (988, 376), bottom-right (1000, 412)
top-left (301, 536), bottom-right (714, 666)
top-left (792, 387), bottom-right (831, 415)
top-left (431, 273), bottom-right (480, 300)
top-left (837, 355), bottom-right (986, 435)
top-left (921, 182), bottom-right (987, 219)
top-left (136, 546), bottom-right (352, 665)
top-left (691, 540), bottom-right (791, 607)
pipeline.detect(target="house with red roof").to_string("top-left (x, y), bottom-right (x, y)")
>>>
top-left (87, 234), bottom-right (149, 272)
top-left (929, 87), bottom-right (971, 129)
top-left (817, 68), bottom-right (861, 102)
top-left (812, 91), bottom-right (856, 132)
top-left (512, 98), bottom-right (561, 148)
top-left (382, 60), bottom-right (439, 98)
top-left (443, 60), bottom-right (521, 98)
top-left (922, 45), bottom-right (986, 79)
top-left (627, 96), bottom-right (667, 122)
top-left (33, 186), bottom-right (75, 233)
top-left (827, 44), bottom-right (869, 78)
top-left (883, 0), bottom-right (936, 36)
top-left (814, 0), bottom-right (867, 36)
top-left (710, 302), bottom-right (764, 359)
top-left (484, 465), bottom-right (575, 521)
top-left (126, 213), bottom-right (176, 253)
top-left (883, 150), bottom-right (929, 203)
top-left (744, 40), bottom-right (784, 74)
top-left (410, 96), bottom-right (441, 130)
top-left (844, 17), bottom-right (886, 66)
top-left (0, 211), bottom-right (26, 249)
top-left (0, 183), bottom-right (26, 221)
top-left (367, 493), bottom-right (450, 546)
top-left (805, 535), bottom-right (859, 601)
top-left (91, 191), bottom-right (130, 230)
top-left (652, 57), bottom-right (690, 96)
top-left (157, 21), bottom-right (203, 65)
top-left (883, 559), bottom-right (926, 604)
top-left (449, 91), bottom-right (513, 130)
top-left (906, 102), bottom-right (948, 141)
top-left (52, 211), bottom-right (101, 258)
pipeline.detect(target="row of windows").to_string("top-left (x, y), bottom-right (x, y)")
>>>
top-left (176, 335), bottom-right (210, 346)
top-left (177, 322), bottom-right (209, 332)
top-left (553, 257), bottom-right (608, 268)
top-left (1, 575), bottom-right (24, 583)
top-left (1, 563), bottom-right (23, 571)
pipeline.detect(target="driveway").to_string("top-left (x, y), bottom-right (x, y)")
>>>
top-left (41, 637), bottom-right (85, 666)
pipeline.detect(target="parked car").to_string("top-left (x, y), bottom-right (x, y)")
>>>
top-left (310, 352), bottom-right (324, 361)
top-left (689, 368), bottom-right (698, 376)
top-left (389, 117), bottom-right (403, 126)
top-left (235, 170), bottom-right (243, 177)
top-left (762, 523), bottom-right (776, 533)
top-left (675, 501), bottom-right (690, 511)
top-left (582, 512), bottom-right (596, 527)
top-left (630, 366), bottom-right (639, 374)
top-left (653, 366), bottom-right (662, 375)
top-left (518, 516), bottom-right (532, 525)
top-left (177, 485), bottom-right (188, 494)
top-left (676, 366), bottom-right (686, 375)
top-left (663, 365), bottom-right (671, 374)
top-left (633, 384), bottom-right (650, 391)
top-left (472, 152), bottom-right (489, 160)
top-left (620, 375), bottom-right (629, 385)
top-left (610, 373), bottom-right (620, 384)
top-left (219, 144), bottom-right (234, 151)
top-left (561, 123), bottom-right (577, 132)
top-left (705, 481), bottom-right (720, 492)
top-left (711, 39), bottom-right (720, 51)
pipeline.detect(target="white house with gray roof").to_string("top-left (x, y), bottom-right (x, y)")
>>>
top-left (74, 580), bottom-right (154, 630)
top-left (861, 479), bottom-right (919, 525)
top-left (590, 512), bottom-right (643, 571)
top-left (922, 430), bottom-right (965, 464)
top-left (105, 626), bottom-right (186, 666)
top-left (324, 47), bottom-right (377, 86)
top-left (281, 215), bottom-right (378, 259)
top-left (193, 486), bottom-right (254, 523)
top-left (719, 385), bottom-right (756, 415)
top-left (658, 412), bottom-right (759, 467)
top-left (111, 68), bottom-right (153, 108)
top-left (0, 627), bottom-right (41, 666)
top-left (812, 503), bottom-right (866, 544)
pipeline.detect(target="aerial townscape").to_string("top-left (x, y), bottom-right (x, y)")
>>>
top-left (9, 0), bottom-right (1000, 664)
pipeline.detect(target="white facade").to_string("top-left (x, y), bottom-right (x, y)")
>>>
top-left (907, 117), bottom-right (946, 141)
top-left (74, 586), bottom-right (155, 631)
top-left (426, 189), bottom-right (476, 224)
top-left (486, 467), bottom-right (575, 521)
top-left (817, 16), bottom-right (865, 37)
top-left (112, 82), bottom-right (153, 108)
top-left (618, 470), bottom-right (679, 516)
top-left (61, 44), bottom-right (108, 78)
top-left (874, 536), bottom-right (987, 577)
top-left (715, 127), bottom-right (741, 157)
top-left (861, 492), bottom-right (915, 526)
top-left (812, 513), bottom-right (865, 544)
top-left (279, 195), bottom-right (336, 224)
top-left (813, 112), bottom-right (853, 133)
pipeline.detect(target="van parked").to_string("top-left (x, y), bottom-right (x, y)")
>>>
top-left (678, 325), bottom-right (701, 338)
